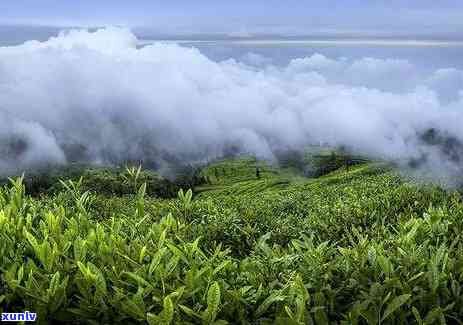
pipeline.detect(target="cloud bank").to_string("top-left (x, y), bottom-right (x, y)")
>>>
top-left (1, 27), bottom-right (463, 183)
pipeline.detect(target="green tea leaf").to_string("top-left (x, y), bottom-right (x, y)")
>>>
top-left (381, 294), bottom-right (411, 322)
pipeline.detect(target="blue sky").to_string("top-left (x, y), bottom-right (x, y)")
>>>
top-left (1, 0), bottom-right (463, 37)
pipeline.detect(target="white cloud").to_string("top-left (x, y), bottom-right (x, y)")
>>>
top-left (426, 68), bottom-right (463, 102)
top-left (239, 52), bottom-right (273, 67)
top-left (284, 55), bottom-right (420, 92)
top-left (1, 27), bottom-right (463, 181)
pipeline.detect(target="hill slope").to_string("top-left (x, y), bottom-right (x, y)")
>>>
top-left (1, 159), bottom-right (462, 324)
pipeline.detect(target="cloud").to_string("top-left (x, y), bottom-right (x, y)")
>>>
top-left (1, 27), bottom-right (463, 183)
top-left (239, 52), bottom-right (273, 67)
top-left (425, 68), bottom-right (463, 102)
top-left (284, 55), bottom-right (420, 92)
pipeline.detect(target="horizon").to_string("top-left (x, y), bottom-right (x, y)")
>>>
top-left (1, 1), bottom-right (463, 42)
top-left (2, 24), bottom-right (463, 48)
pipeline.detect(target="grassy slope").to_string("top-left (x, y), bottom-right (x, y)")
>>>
top-left (1, 158), bottom-right (463, 324)
top-left (196, 157), bottom-right (308, 197)
top-left (196, 157), bottom-right (386, 198)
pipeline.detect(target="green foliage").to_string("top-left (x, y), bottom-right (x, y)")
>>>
top-left (304, 146), bottom-right (370, 177)
top-left (122, 165), bottom-right (143, 192)
top-left (0, 164), bottom-right (190, 198)
top-left (2, 160), bottom-right (463, 323)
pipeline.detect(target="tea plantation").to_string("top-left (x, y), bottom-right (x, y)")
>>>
top-left (1, 158), bottom-right (463, 324)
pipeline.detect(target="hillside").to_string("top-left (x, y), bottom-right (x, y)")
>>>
top-left (1, 158), bottom-right (462, 324)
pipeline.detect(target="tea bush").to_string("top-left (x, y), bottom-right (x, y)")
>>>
top-left (1, 161), bottom-right (463, 324)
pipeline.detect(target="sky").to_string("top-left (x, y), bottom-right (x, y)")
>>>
top-left (1, 0), bottom-right (463, 38)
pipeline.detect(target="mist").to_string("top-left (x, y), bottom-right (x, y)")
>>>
top-left (1, 27), bottom-right (463, 183)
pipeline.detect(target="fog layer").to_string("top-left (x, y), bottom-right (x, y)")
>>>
top-left (1, 28), bottom-right (463, 182)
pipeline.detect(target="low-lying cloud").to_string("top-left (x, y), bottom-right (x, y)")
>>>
top-left (1, 27), bottom-right (463, 183)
